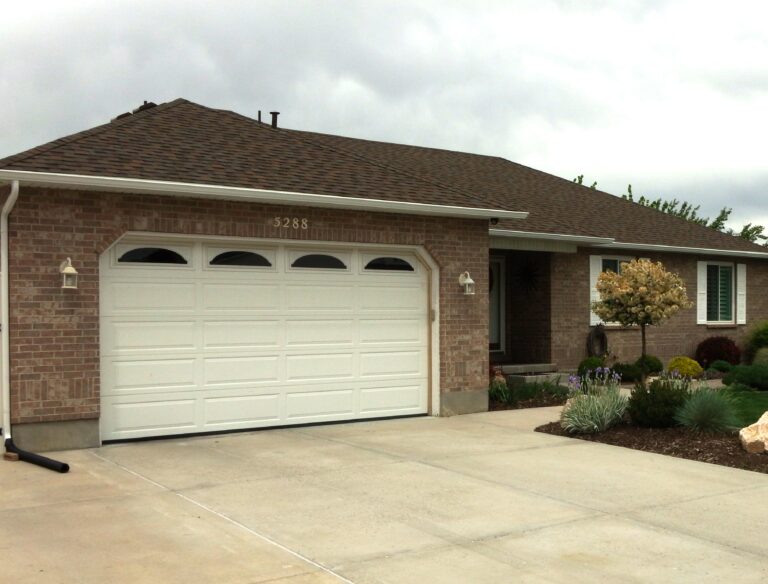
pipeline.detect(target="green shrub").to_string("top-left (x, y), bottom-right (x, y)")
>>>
top-left (675, 388), bottom-right (740, 432)
top-left (694, 336), bottom-right (741, 368)
top-left (560, 387), bottom-right (628, 433)
top-left (512, 379), bottom-right (568, 402)
top-left (635, 355), bottom-right (663, 375)
top-left (722, 364), bottom-right (768, 391)
top-left (745, 320), bottom-right (768, 363)
top-left (628, 376), bottom-right (691, 427)
top-left (489, 376), bottom-right (512, 403)
top-left (577, 357), bottom-right (604, 378)
top-left (667, 356), bottom-right (703, 378)
top-left (613, 362), bottom-right (643, 382)
top-left (752, 347), bottom-right (768, 367)
top-left (708, 360), bottom-right (733, 373)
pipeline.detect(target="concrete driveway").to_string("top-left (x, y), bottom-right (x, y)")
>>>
top-left (3, 407), bottom-right (768, 583)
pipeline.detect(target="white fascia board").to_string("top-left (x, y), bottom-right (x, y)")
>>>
top-left (489, 228), bottom-right (614, 245)
top-left (594, 241), bottom-right (768, 259)
top-left (0, 170), bottom-right (529, 220)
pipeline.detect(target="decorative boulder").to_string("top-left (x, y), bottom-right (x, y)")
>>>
top-left (739, 412), bottom-right (768, 454)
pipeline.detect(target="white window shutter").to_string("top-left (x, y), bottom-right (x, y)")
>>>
top-left (737, 263), bottom-right (747, 324)
top-left (589, 255), bottom-right (602, 325)
top-left (696, 262), bottom-right (707, 324)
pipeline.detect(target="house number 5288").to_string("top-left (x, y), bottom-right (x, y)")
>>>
top-left (273, 217), bottom-right (309, 229)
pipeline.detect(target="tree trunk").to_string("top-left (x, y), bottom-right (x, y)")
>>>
top-left (640, 324), bottom-right (648, 387)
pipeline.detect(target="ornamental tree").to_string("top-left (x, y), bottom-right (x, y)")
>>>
top-left (592, 259), bottom-right (692, 359)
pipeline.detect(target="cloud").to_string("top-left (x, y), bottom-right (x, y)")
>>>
top-left (1, 0), bottom-right (766, 228)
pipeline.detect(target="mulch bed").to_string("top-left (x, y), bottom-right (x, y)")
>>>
top-left (489, 395), bottom-right (567, 411)
top-left (536, 421), bottom-right (768, 474)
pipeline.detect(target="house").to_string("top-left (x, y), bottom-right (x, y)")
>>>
top-left (0, 98), bottom-right (766, 451)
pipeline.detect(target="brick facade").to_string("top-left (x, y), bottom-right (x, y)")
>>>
top-left (550, 248), bottom-right (768, 369)
top-left (7, 187), bottom-right (489, 426)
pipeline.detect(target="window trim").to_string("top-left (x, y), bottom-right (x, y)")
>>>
top-left (206, 248), bottom-right (275, 269)
top-left (113, 243), bottom-right (193, 268)
top-left (287, 251), bottom-right (350, 272)
top-left (698, 261), bottom-right (745, 326)
top-left (589, 254), bottom-right (633, 326)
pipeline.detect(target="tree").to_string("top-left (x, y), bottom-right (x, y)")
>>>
top-left (592, 259), bottom-right (692, 360)
top-left (622, 184), bottom-right (732, 231)
top-left (572, 175), bottom-right (767, 246)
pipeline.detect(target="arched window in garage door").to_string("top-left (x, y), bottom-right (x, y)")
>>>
top-left (291, 254), bottom-right (347, 269)
top-left (118, 247), bottom-right (188, 264)
top-left (210, 251), bottom-right (272, 267)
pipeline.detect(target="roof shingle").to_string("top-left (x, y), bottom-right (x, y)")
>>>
top-left (0, 98), bottom-right (763, 254)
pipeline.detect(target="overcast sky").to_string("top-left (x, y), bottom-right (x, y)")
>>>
top-left (2, 0), bottom-right (767, 230)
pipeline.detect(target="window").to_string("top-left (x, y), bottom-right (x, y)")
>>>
top-left (291, 254), bottom-right (346, 269)
top-left (364, 257), bottom-right (414, 271)
top-left (118, 247), bottom-right (187, 264)
top-left (698, 262), bottom-right (745, 325)
top-left (601, 258), bottom-right (622, 274)
top-left (707, 264), bottom-right (733, 321)
top-left (210, 251), bottom-right (271, 267)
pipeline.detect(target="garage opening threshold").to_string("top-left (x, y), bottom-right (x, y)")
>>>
top-left (102, 413), bottom-right (429, 445)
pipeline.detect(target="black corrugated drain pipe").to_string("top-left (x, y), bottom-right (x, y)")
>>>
top-left (4, 437), bottom-right (69, 473)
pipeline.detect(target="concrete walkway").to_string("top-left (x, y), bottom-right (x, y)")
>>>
top-left (2, 407), bottom-right (767, 583)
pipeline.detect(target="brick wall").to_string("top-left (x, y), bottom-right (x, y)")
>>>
top-left (8, 187), bottom-right (489, 425)
top-left (550, 248), bottom-right (768, 369)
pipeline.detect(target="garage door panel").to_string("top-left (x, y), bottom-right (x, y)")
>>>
top-left (359, 319), bottom-right (422, 344)
top-left (286, 353), bottom-right (355, 381)
top-left (203, 321), bottom-right (280, 349)
top-left (285, 319), bottom-right (355, 346)
top-left (360, 384), bottom-right (424, 413)
top-left (101, 241), bottom-right (431, 440)
top-left (204, 355), bottom-right (280, 385)
top-left (285, 285), bottom-right (354, 310)
top-left (360, 285), bottom-right (424, 311)
top-left (105, 320), bottom-right (198, 355)
top-left (110, 358), bottom-right (198, 392)
top-left (105, 397), bottom-right (198, 437)
top-left (286, 389), bottom-right (355, 419)
top-left (360, 351), bottom-right (424, 377)
top-left (203, 283), bottom-right (280, 311)
top-left (203, 393), bottom-right (281, 426)
top-left (107, 282), bottom-right (196, 312)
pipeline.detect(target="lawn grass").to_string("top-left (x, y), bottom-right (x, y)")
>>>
top-left (726, 388), bottom-right (768, 426)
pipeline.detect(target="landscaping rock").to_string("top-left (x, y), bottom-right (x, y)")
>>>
top-left (739, 411), bottom-right (768, 454)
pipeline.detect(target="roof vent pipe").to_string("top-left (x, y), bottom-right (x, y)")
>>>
top-left (258, 110), bottom-right (262, 123)
top-left (270, 111), bottom-right (280, 128)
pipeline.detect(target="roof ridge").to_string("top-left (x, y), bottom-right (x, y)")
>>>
top-left (0, 99), bottom-right (188, 168)
top-left (284, 128), bottom-right (499, 210)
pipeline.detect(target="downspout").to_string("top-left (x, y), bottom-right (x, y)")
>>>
top-left (1, 180), bottom-right (69, 473)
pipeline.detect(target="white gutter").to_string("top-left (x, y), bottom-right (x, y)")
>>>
top-left (593, 240), bottom-right (768, 259)
top-left (489, 228), bottom-right (768, 259)
top-left (1, 180), bottom-right (19, 442)
top-left (0, 170), bottom-right (528, 221)
top-left (489, 228), bottom-right (614, 245)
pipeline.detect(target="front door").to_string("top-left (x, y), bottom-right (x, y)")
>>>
top-left (489, 257), bottom-right (505, 352)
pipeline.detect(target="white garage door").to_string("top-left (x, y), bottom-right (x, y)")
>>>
top-left (100, 239), bottom-right (430, 440)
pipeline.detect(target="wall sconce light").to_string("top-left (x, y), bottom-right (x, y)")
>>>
top-left (459, 271), bottom-right (475, 295)
top-left (59, 258), bottom-right (78, 289)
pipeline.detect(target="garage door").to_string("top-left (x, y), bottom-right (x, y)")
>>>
top-left (100, 239), bottom-right (430, 440)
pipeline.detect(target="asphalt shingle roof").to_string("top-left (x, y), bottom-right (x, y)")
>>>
top-left (0, 98), bottom-right (763, 254)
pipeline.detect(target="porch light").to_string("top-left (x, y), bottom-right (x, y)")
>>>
top-left (59, 258), bottom-right (78, 289)
top-left (459, 271), bottom-right (475, 295)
